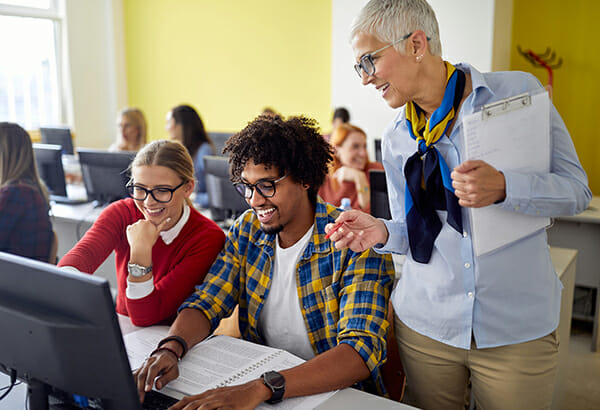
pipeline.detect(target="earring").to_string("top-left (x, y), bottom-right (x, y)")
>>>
top-left (416, 54), bottom-right (424, 62)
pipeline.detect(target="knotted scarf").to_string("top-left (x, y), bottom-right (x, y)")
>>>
top-left (404, 61), bottom-right (465, 263)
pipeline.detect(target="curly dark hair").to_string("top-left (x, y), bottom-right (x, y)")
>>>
top-left (223, 114), bottom-right (333, 204)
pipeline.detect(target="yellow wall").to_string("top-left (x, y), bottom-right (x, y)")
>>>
top-left (511, 0), bottom-right (600, 194)
top-left (123, 0), bottom-right (331, 141)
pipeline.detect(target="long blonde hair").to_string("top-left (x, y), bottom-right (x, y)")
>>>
top-left (131, 140), bottom-right (195, 206)
top-left (120, 107), bottom-right (147, 150)
top-left (0, 122), bottom-right (49, 205)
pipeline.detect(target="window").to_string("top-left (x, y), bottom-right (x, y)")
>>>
top-left (0, 1), bottom-right (64, 130)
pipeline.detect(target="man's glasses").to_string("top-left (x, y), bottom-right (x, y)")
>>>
top-left (354, 32), bottom-right (429, 79)
top-left (233, 175), bottom-right (288, 199)
top-left (127, 181), bottom-right (185, 203)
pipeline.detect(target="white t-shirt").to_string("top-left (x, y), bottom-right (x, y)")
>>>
top-left (258, 225), bottom-right (315, 360)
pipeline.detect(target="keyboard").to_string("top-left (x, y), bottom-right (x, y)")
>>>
top-left (142, 390), bottom-right (179, 409)
top-left (50, 195), bottom-right (91, 205)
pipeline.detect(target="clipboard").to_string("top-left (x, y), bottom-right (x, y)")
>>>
top-left (462, 91), bottom-right (550, 256)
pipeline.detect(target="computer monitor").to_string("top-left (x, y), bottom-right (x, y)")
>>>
top-left (208, 132), bottom-right (234, 156)
top-left (0, 251), bottom-right (142, 409)
top-left (78, 148), bottom-right (137, 206)
top-left (32, 143), bottom-right (67, 197)
top-left (204, 155), bottom-right (250, 223)
top-left (369, 169), bottom-right (392, 220)
top-left (40, 127), bottom-right (75, 155)
top-left (374, 139), bottom-right (382, 164)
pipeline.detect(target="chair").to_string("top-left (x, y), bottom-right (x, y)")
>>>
top-left (208, 132), bottom-right (235, 156)
top-left (374, 138), bottom-right (383, 163)
top-left (369, 169), bottom-right (391, 219)
top-left (203, 155), bottom-right (250, 223)
top-left (381, 301), bottom-right (406, 402)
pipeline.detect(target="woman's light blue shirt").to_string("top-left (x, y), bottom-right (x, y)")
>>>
top-left (379, 63), bottom-right (591, 349)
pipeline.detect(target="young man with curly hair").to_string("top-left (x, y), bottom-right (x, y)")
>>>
top-left (134, 114), bottom-right (395, 408)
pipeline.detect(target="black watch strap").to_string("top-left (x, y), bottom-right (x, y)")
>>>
top-left (262, 371), bottom-right (285, 404)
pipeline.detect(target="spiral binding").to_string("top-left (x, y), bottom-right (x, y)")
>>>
top-left (216, 351), bottom-right (282, 387)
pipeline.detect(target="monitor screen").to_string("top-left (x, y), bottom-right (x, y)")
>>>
top-left (369, 169), bottom-right (391, 220)
top-left (0, 251), bottom-right (142, 409)
top-left (204, 155), bottom-right (249, 223)
top-left (32, 143), bottom-right (67, 197)
top-left (78, 148), bottom-right (136, 206)
top-left (40, 127), bottom-right (75, 155)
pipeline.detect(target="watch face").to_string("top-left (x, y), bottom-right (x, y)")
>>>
top-left (264, 371), bottom-right (285, 389)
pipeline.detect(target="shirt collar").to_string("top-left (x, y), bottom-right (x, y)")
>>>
top-left (160, 202), bottom-right (190, 245)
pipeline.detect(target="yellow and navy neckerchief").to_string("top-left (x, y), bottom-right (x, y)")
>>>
top-left (404, 61), bottom-right (465, 264)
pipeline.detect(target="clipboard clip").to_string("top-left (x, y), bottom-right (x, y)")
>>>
top-left (482, 92), bottom-right (531, 120)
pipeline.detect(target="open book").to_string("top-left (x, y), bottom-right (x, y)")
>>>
top-left (123, 326), bottom-right (336, 410)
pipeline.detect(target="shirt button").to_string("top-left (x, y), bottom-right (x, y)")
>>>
top-left (464, 262), bottom-right (471, 268)
top-left (467, 291), bottom-right (474, 298)
top-left (462, 231), bottom-right (468, 238)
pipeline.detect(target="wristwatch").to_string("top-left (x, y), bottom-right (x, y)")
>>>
top-left (127, 262), bottom-right (152, 278)
top-left (261, 371), bottom-right (285, 404)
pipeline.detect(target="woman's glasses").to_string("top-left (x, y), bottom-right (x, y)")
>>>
top-left (126, 181), bottom-right (185, 203)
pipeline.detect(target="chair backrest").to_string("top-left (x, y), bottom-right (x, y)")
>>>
top-left (203, 155), bottom-right (249, 222)
top-left (208, 132), bottom-right (235, 156)
top-left (373, 138), bottom-right (382, 163)
top-left (369, 169), bottom-right (391, 219)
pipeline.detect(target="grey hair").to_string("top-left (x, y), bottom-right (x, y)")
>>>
top-left (350, 0), bottom-right (442, 56)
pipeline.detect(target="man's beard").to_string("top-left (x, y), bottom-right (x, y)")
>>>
top-left (261, 223), bottom-right (284, 235)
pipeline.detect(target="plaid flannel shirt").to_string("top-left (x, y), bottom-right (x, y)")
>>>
top-left (181, 197), bottom-right (395, 395)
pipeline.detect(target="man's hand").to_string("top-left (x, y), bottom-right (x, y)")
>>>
top-left (451, 160), bottom-right (506, 208)
top-left (325, 209), bottom-right (388, 252)
top-left (134, 350), bottom-right (180, 403)
top-left (167, 379), bottom-right (270, 410)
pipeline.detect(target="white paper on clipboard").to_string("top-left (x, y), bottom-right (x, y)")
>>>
top-left (462, 91), bottom-right (551, 256)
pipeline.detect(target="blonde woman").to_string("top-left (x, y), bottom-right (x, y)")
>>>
top-left (0, 122), bottom-right (54, 262)
top-left (109, 107), bottom-right (148, 152)
top-left (59, 140), bottom-right (225, 326)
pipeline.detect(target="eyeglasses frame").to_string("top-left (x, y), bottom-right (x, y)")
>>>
top-left (233, 174), bottom-right (288, 200)
top-left (126, 180), bottom-right (186, 203)
top-left (354, 32), bottom-right (431, 79)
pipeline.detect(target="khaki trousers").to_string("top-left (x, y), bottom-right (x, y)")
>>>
top-left (395, 316), bottom-right (559, 410)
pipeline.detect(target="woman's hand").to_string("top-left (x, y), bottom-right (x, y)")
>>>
top-left (325, 209), bottom-right (388, 252)
top-left (126, 216), bottom-right (171, 268)
top-left (451, 160), bottom-right (506, 208)
top-left (134, 349), bottom-right (180, 403)
top-left (334, 167), bottom-right (370, 209)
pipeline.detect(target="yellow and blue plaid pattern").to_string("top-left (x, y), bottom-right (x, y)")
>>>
top-left (180, 197), bottom-right (395, 395)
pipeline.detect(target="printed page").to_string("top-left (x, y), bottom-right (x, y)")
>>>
top-left (124, 329), bottom-right (336, 409)
top-left (462, 91), bottom-right (551, 255)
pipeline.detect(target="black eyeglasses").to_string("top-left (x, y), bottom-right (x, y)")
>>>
top-left (233, 174), bottom-right (288, 199)
top-left (354, 32), bottom-right (430, 79)
top-left (126, 181), bottom-right (186, 203)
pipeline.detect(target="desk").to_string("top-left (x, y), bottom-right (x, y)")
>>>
top-left (50, 202), bottom-right (118, 292)
top-left (547, 196), bottom-right (600, 352)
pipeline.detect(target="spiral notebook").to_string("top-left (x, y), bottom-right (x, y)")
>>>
top-left (124, 327), bottom-right (336, 409)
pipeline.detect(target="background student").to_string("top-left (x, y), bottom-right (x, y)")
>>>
top-left (165, 104), bottom-right (215, 208)
top-left (134, 114), bottom-right (395, 408)
top-left (327, 0), bottom-right (592, 408)
top-left (59, 140), bottom-right (225, 326)
top-left (319, 123), bottom-right (383, 213)
top-left (0, 122), bottom-right (54, 263)
top-left (109, 107), bottom-right (148, 152)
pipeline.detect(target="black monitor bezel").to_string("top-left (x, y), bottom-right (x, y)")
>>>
top-left (32, 143), bottom-right (68, 197)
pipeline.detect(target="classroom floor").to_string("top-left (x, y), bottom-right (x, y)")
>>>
top-left (400, 320), bottom-right (600, 409)
top-left (563, 320), bottom-right (600, 409)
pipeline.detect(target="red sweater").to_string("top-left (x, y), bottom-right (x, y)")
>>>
top-left (59, 198), bottom-right (225, 326)
top-left (318, 162), bottom-right (384, 213)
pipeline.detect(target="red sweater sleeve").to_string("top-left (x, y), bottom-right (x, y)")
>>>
top-left (125, 210), bottom-right (226, 326)
top-left (58, 200), bottom-right (133, 273)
